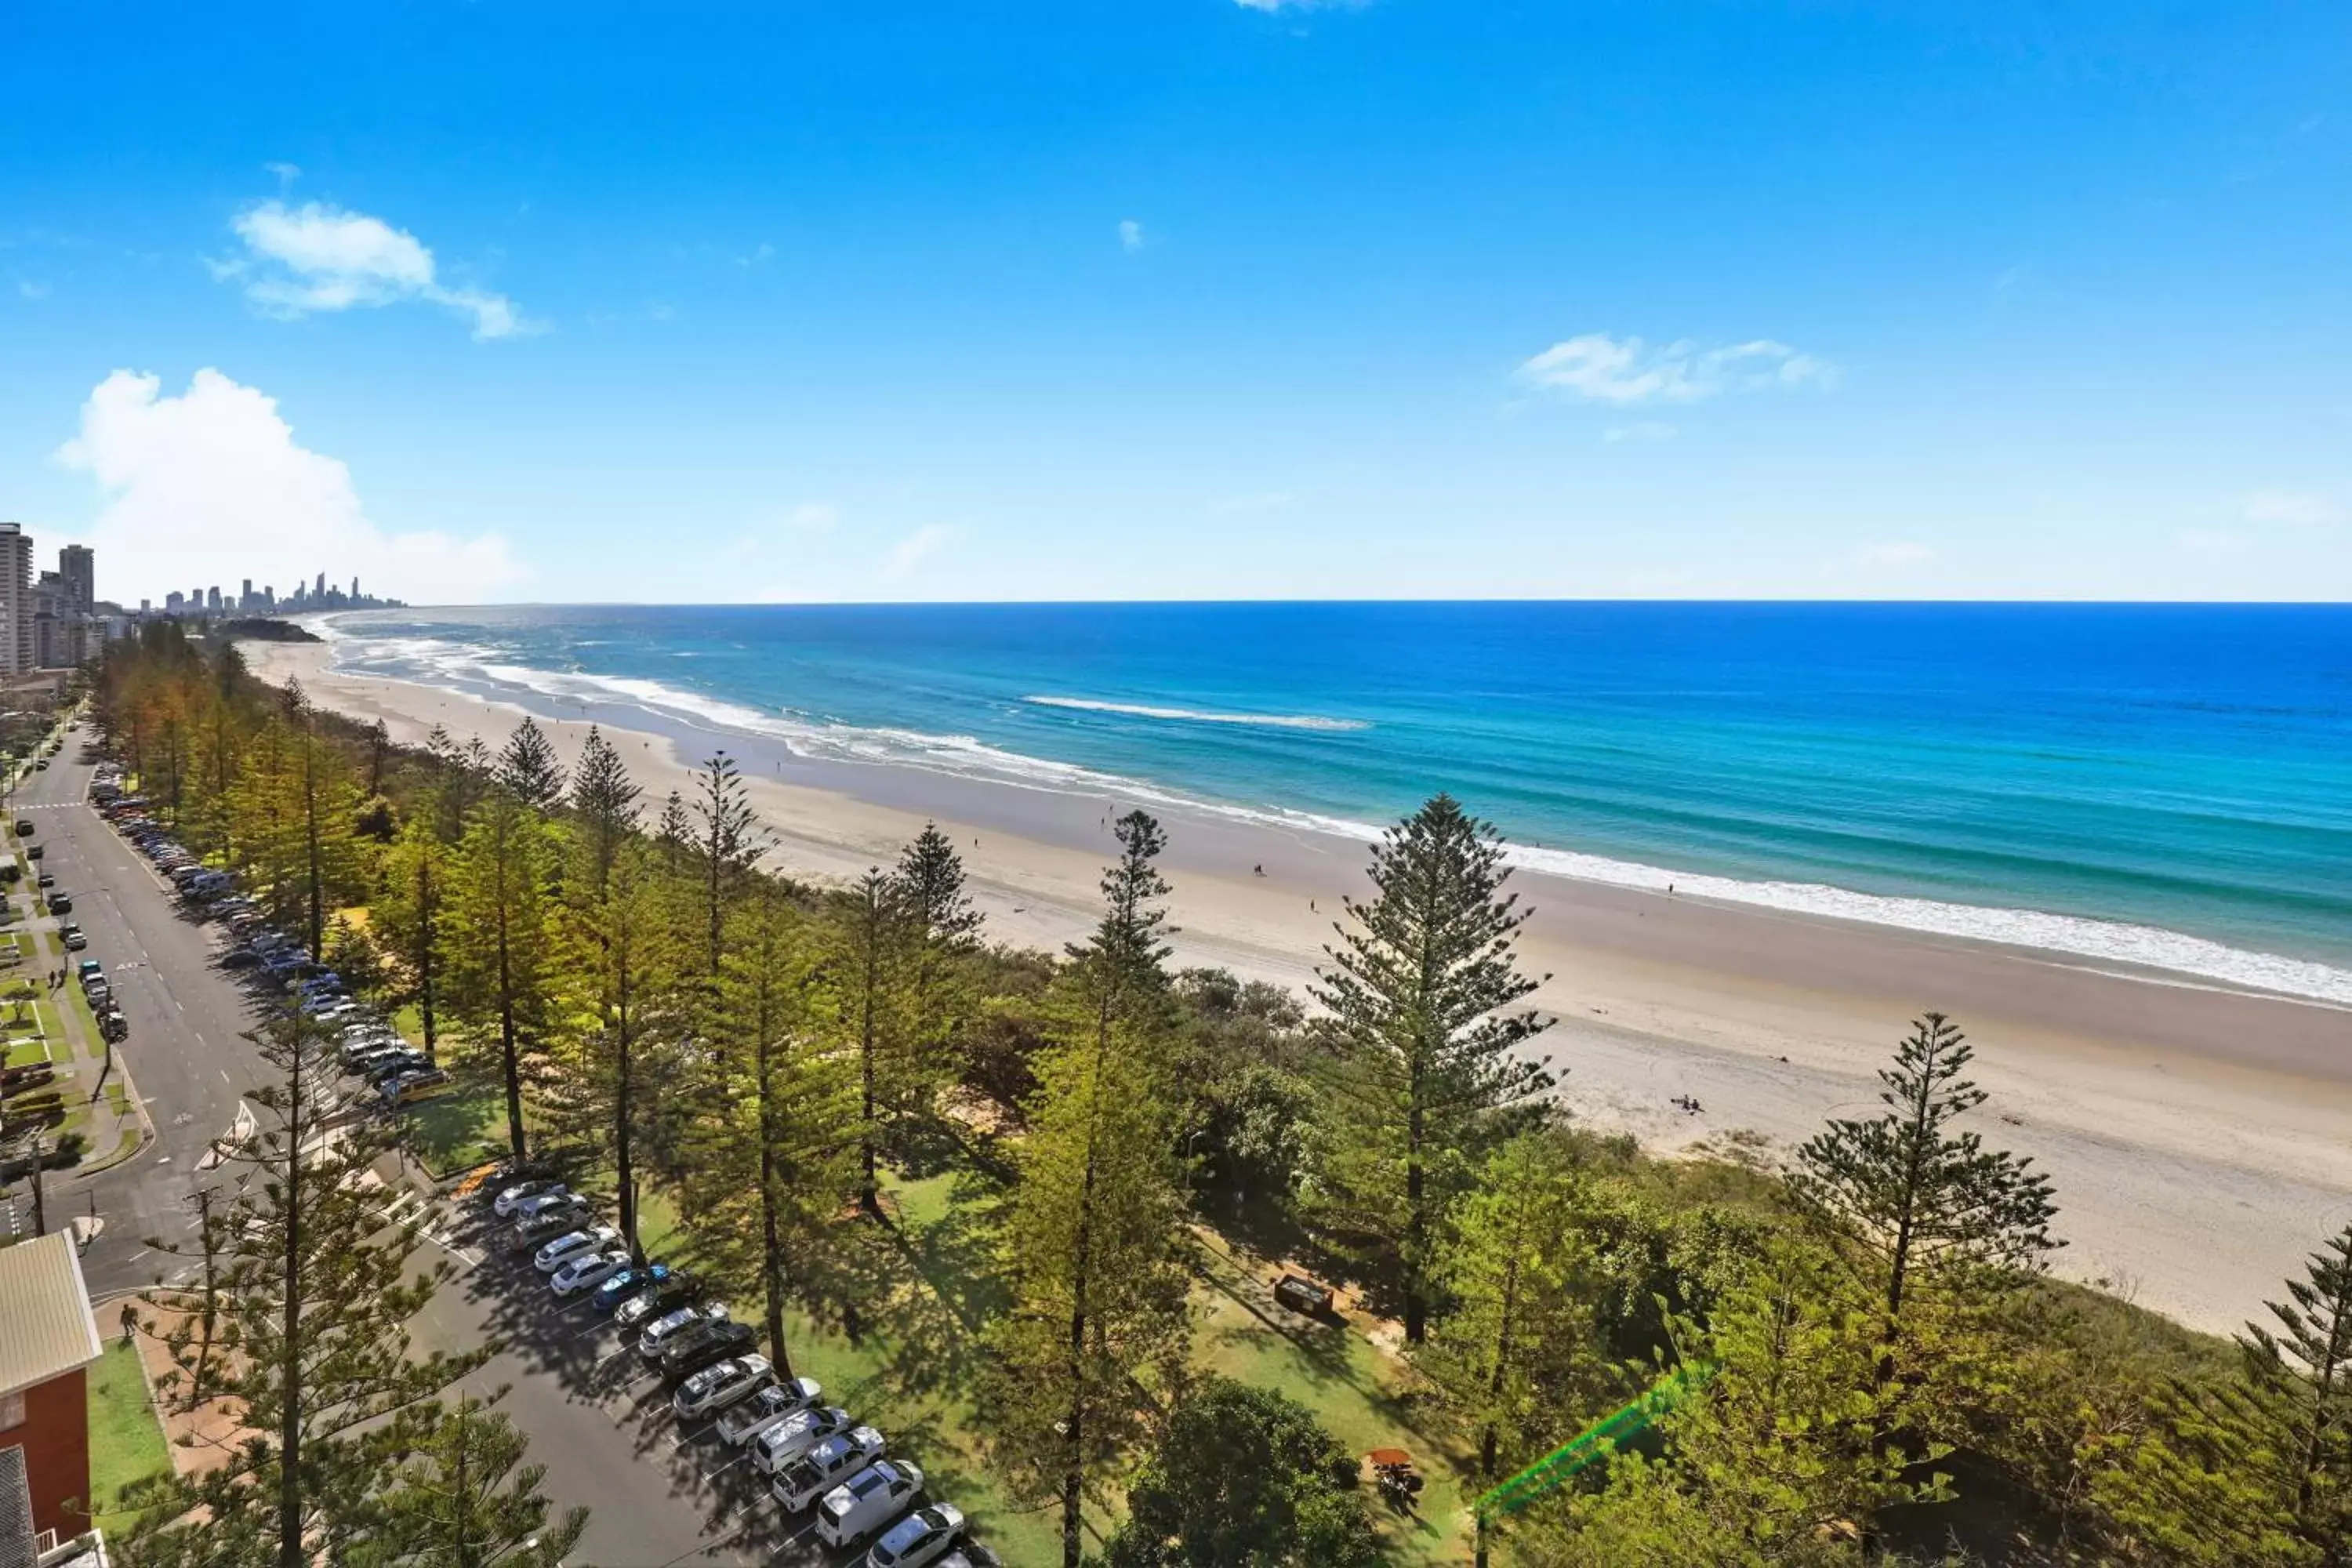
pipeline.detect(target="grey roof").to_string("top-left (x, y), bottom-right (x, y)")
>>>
top-left (0, 1234), bottom-right (101, 1398)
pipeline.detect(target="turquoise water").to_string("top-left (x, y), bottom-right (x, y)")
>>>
top-left (315, 602), bottom-right (2352, 999)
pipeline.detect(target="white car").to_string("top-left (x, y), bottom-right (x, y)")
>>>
top-left (672, 1354), bottom-right (772, 1420)
top-left (815, 1461), bottom-right (927, 1551)
top-left (716, 1376), bottom-right (823, 1446)
top-left (938, 1548), bottom-right (1004, 1568)
top-left (752, 1405), bottom-right (854, 1475)
top-left (550, 1249), bottom-right (633, 1297)
top-left (773, 1426), bottom-right (886, 1512)
top-left (637, 1302), bottom-right (729, 1361)
top-left (492, 1178), bottom-right (562, 1218)
top-left (534, 1225), bottom-right (621, 1273)
top-left (862, 1501), bottom-right (965, 1568)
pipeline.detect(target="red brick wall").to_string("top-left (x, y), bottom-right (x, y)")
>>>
top-left (0, 1367), bottom-right (93, 1540)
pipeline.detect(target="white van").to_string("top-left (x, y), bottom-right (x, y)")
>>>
top-left (812, 1459), bottom-right (923, 1550)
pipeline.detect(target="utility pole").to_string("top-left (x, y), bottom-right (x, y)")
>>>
top-left (28, 1131), bottom-right (46, 1237)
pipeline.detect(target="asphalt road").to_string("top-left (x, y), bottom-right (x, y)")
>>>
top-left (14, 733), bottom-right (922, 1568)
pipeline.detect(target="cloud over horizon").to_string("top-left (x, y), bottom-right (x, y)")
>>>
top-left (220, 200), bottom-right (532, 340)
top-left (55, 368), bottom-right (524, 604)
top-left (1518, 332), bottom-right (1835, 405)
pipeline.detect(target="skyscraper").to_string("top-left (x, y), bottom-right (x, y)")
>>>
top-left (0, 523), bottom-right (34, 675)
top-left (206, 586), bottom-right (222, 613)
top-left (59, 544), bottom-right (93, 613)
top-left (315, 571), bottom-right (327, 599)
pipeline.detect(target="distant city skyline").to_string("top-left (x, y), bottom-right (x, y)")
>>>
top-left (3, 5), bottom-right (2347, 604)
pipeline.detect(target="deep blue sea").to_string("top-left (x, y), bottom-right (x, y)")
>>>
top-left (314, 603), bottom-right (2352, 1001)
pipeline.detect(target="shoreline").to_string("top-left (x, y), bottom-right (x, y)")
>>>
top-left (243, 637), bottom-right (2352, 1335)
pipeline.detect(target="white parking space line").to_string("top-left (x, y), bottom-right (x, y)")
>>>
top-left (701, 1452), bottom-right (747, 1483)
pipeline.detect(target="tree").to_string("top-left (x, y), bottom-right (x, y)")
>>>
top-left (378, 812), bottom-right (451, 1060)
top-left (497, 717), bottom-right (566, 813)
top-left (448, 789), bottom-right (559, 1161)
top-left (568, 724), bottom-right (642, 903)
top-left (2105, 1223), bottom-right (2352, 1566)
top-left (579, 838), bottom-right (680, 1261)
top-left (351, 1394), bottom-right (587, 1568)
top-left (985, 811), bottom-right (1195, 1568)
top-left (289, 725), bottom-right (367, 960)
top-left (1421, 1132), bottom-right (1605, 1568)
top-left (124, 1014), bottom-right (490, 1568)
top-left (1788, 1014), bottom-right (2060, 1407)
top-left (840, 868), bottom-right (908, 1216)
top-left (1519, 1241), bottom-right (1940, 1568)
top-left (1099, 1378), bottom-right (1383, 1568)
top-left (688, 751), bottom-right (764, 976)
top-left (706, 880), bottom-right (858, 1379)
top-left (892, 822), bottom-right (982, 1126)
top-left (1310, 793), bottom-right (1555, 1343)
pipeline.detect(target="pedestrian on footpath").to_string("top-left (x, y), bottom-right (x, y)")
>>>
top-left (118, 1300), bottom-right (139, 1346)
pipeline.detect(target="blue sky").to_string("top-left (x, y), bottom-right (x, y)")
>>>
top-left (2, 1), bottom-right (2347, 604)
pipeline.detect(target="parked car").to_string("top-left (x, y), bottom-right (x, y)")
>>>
top-left (60, 926), bottom-right (85, 951)
top-left (220, 946), bottom-right (262, 969)
top-left (509, 1203), bottom-right (593, 1251)
top-left (34, 873), bottom-right (53, 890)
top-left (773, 1426), bottom-right (887, 1512)
top-left (936, 1548), bottom-right (1004, 1568)
top-left (590, 1260), bottom-right (670, 1313)
top-left (492, 1178), bottom-right (564, 1218)
top-left (22, 844), bottom-right (38, 862)
top-left (83, 978), bottom-right (111, 1005)
top-left (672, 1354), bottom-right (773, 1420)
top-left (812, 1462), bottom-right (927, 1552)
top-left (47, 894), bottom-right (71, 913)
top-left (383, 1069), bottom-right (451, 1105)
top-left (656, 1318), bottom-right (756, 1377)
top-left (715, 1375), bottom-right (823, 1446)
top-left (550, 1249), bottom-right (633, 1298)
top-left (612, 1270), bottom-right (701, 1327)
top-left (513, 1189), bottom-right (586, 1223)
top-left (861, 1501), bottom-right (964, 1568)
top-left (637, 1302), bottom-right (730, 1361)
top-left (535, 1225), bottom-right (622, 1273)
top-left (76, 960), bottom-right (101, 982)
top-left (751, 1404), bottom-right (855, 1475)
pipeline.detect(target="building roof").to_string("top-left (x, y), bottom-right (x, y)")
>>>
top-left (0, 1234), bottom-right (102, 1398)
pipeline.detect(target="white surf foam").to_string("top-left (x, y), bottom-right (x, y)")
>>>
top-left (1024, 695), bottom-right (1369, 731)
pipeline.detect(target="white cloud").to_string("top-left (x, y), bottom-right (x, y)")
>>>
top-left (223, 200), bottom-right (534, 341)
top-left (2241, 488), bottom-right (2339, 527)
top-left (786, 502), bottom-right (840, 532)
top-left (2176, 527), bottom-right (2247, 556)
top-left (14, 278), bottom-right (49, 300)
top-left (886, 524), bottom-right (954, 578)
top-left (1602, 422), bottom-right (1678, 444)
top-left (54, 368), bottom-right (523, 604)
top-left (1516, 332), bottom-right (1835, 405)
top-left (1853, 541), bottom-right (1938, 572)
top-left (263, 161), bottom-right (302, 188)
top-left (1119, 219), bottom-right (1146, 253)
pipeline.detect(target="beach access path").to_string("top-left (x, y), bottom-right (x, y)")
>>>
top-left (242, 638), bottom-right (2352, 1338)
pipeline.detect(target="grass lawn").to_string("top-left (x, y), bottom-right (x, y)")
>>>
top-left (1192, 1234), bottom-right (1478, 1566)
top-left (3, 1033), bottom-right (47, 1068)
top-left (405, 1087), bottom-right (508, 1177)
top-left (84, 1341), bottom-right (170, 1530)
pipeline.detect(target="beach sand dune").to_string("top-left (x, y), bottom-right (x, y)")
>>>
top-left (243, 638), bottom-right (2352, 1336)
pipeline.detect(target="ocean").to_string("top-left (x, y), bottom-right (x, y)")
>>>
top-left (310, 602), bottom-right (2352, 1003)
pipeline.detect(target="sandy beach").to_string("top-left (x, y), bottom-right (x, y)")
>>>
top-left (245, 637), bottom-right (2352, 1337)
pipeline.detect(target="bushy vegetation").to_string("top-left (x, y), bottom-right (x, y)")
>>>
top-left (96, 622), bottom-right (2352, 1566)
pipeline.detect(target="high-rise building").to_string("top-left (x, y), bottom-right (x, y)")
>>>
top-left (165, 590), bottom-right (184, 615)
top-left (315, 571), bottom-right (327, 599)
top-left (206, 586), bottom-right (222, 613)
top-left (59, 544), bottom-right (94, 613)
top-left (0, 522), bottom-right (34, 675)
top-left (241, 577), bottom-right (255, 609)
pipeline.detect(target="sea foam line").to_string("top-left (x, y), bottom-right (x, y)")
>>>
top-left (316, 623), bottom-right (2352, 1008)
top-left (1024, 695), bottom-right (1369, 731)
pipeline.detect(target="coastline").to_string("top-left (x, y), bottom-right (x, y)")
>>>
top-left (243, 637), bottom-right (2352, 1336)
